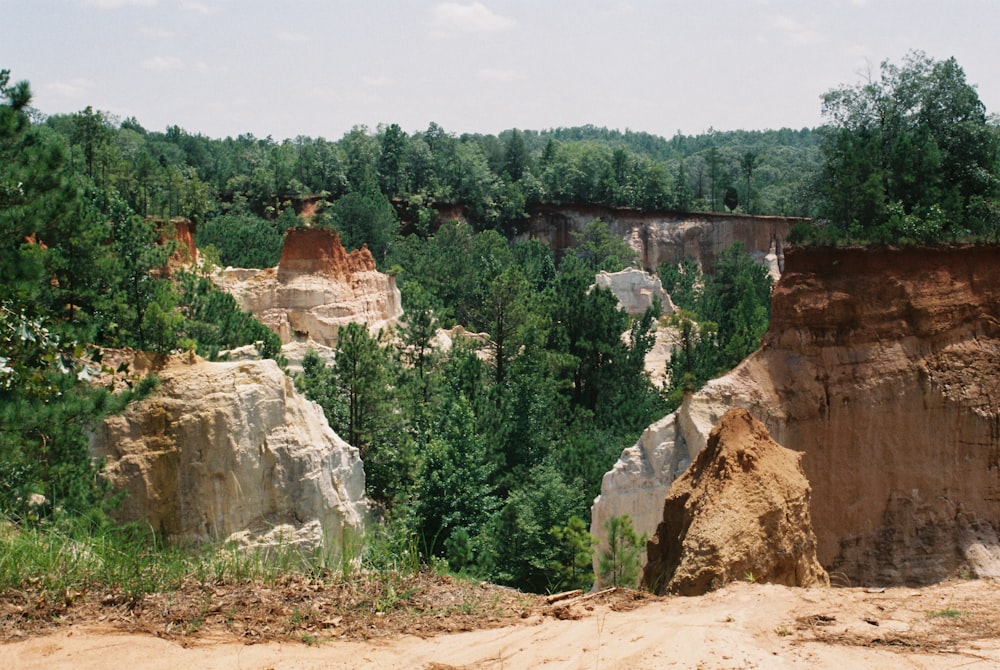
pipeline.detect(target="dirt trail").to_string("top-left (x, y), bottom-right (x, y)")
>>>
top-left (9, 580), bottom-right (1000, 669)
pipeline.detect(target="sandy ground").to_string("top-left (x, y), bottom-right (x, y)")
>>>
top-left (8, 579), bottom-right (1000, 670)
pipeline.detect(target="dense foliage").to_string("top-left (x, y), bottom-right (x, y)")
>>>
top-left (808, 52), bottom-right (1000, 243)
top-left (21, 107), bottom-right (825, 273)
top-left (0, 71), bottom-right (279, 522)
top-left (660, 244), bottom-right (773, 409)
top-left (295, 218), bottom-right (666, 591)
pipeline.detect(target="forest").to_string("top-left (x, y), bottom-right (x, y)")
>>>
top-left (1, 51), bottom-right (998, 593)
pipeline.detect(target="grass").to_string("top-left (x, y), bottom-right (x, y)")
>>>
top-left (0, 513), bottom-right (549, 644)
top-left (927, 607), bottom-right (964, 619)
top-left (0, 513), bottom-right (362, 603)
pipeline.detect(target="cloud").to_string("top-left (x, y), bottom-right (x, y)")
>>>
top-left (141, 56), bottom-right (185, 71)
top-left (181, 1), bottom-right (220, 15)
top-left (276, 31), bottom-right (308, 43)
top-left (599, 1), bottom-right (633, 15)
top-left (773, 15), bottom-right (825, 46)
top-left (44, 77), bottom-right (96, 98)
top-left (428, 2), bottom-right (514, 35)
top-left (479, 68), bottom-right (520, 82)
top-left (141, 26), bottom-right (174, 38)
top-left (362, 75), bottom-right (394, 88)
top-left (81, 0), bottom-right (156, 8)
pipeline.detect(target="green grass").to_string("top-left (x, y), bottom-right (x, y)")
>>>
top-left (927, 607), bottom-right (964, 619)
top-left (0, 514), bottom-right (361, 602)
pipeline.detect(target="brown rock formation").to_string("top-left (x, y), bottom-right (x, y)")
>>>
top-left (277, 228), bottom-right (376, 281)
top-left (758, 244), bottom-right (1000, 584)
top-left (597, 244), bottom-right (1000, 587)
top-left (168, 218), bottom-right (198, 266)
top-left (213, 228), bottom-right (402, 347)
top-left (643, 408), bottom-right (828, 595)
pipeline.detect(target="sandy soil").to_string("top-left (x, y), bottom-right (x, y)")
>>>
top-left (8, 579), bottom-right (1000, 669)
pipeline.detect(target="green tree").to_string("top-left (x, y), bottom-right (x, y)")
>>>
top-left (327, 186), bottom-right (399, 264)
top-left (410, 393), bottom-right (498, 558)
top-left (815, 52), bottom-right (1000, 241)
top-left (195, 212), bottom-right (286, 268)
top-left (740, 150), bottom-right (759, 214)
top-left (484, 464), bottom-right (587, 592)
top-left (723, 185), bottom-right (738, 212)
top-left (332, 322), bottom-right (389, 452)
top-left (598, 514), bottom-right (645, 588)
top-left (562, 218), bottom-right (637, 276)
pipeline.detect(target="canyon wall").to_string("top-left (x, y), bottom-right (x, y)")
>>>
top-left (594, 244), bottom-right (1000, 586)
top-left (213, 228), bottom-right (402, 347)
top-left (91, 354), bottom-right (368, 553)
top-left (522, 204), bottom-right (796, 277)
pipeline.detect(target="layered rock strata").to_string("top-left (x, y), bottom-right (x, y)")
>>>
top-left (595, 244), bottom-right (1000, 585)
top-left (643, 408), bottom-right (828, 595)
top-left (213, 228), bottom-right (402, 347)
top-left (522, 204), bottom-right (794, 277)
top-left (91, 354), bottom-right (367, 553)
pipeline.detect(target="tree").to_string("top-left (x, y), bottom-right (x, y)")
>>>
top-left (598, 514), bottom-right (645, 588)
top-left (326, 186), bottom-right (399, 264)
top-left (815, 52), bottom-right (1000, 241)
top-left (377, 123), bottom-right (409, 199)
top-left (484, 464), bottom-right (588, 591)
top-left (502, 128), bottom-right (528, 182)
top-left (562, 218), bottom-right (637, 276)
top-left (706, 146), bottom-right (722, 211)
top-left (723, 185), bottom-right (739, 212)
top-left (740, 150), bottom-right (759, 214)
top-left (332, 322), bottom-right (389, 452)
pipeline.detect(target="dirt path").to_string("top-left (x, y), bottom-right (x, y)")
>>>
top-left (8, 580), bottom-right (1000, 669)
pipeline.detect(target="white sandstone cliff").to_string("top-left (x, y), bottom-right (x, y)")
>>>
top-left (91, 354), bottom-right (367, 554)
top-left (592, 267), bottom-right (676, 316)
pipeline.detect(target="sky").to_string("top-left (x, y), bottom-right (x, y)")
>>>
top-left (2, 0), bottom-right (999, 141)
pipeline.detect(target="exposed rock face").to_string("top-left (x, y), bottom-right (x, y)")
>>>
top-left (643, 408), bottom-right (828, 595)
top-left (91, 355), bottom-right (367, 552)
top-left (213, 229), bottom-right (402, 347)
top-left (168, 218), bottom-right (198, 267)
top-left (522, 204), bottom-right (795, 277)
top-left (595, 244), bottom-right (1000, 586)
top-left (592, 268), bottom-right (676, 316)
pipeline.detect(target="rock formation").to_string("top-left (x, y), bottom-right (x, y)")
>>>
top-left (213, 228), bottom-right (402, 347)
top-left (643, 408), bottom-right (828, 595)
top-left (91, 354), bottom-right (367, 553)
top-left (521, 204), bottom-right (794, 277)
top-left (594, 244), bottom-right (1000, 586)
top-left (591, 267), bottom-right (676, 316)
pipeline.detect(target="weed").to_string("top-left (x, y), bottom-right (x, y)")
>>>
top-left (775, 625), bottom-right (791, 636)
top-left (744, 571), bottom-right (756, 583)
top-left (927, 607), bottom-right (964, 619)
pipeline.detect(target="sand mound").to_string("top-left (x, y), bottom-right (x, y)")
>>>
top-left (644, 408), bottom-right (828, 595)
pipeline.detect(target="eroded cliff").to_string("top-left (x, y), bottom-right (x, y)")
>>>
top-left (91, 354), bottom-right (368, 553)
top-left (523, 204), bottom-right (794, 277)
top-left (594, 244), bottom-right (1000, 586)
top-left (643, 408), bottom-right (828, 595)
top-left (213, 228), bottom-right (402, 347)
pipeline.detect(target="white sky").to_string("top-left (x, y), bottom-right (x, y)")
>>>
top-left (2, 0), bottom-right (999, 141)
